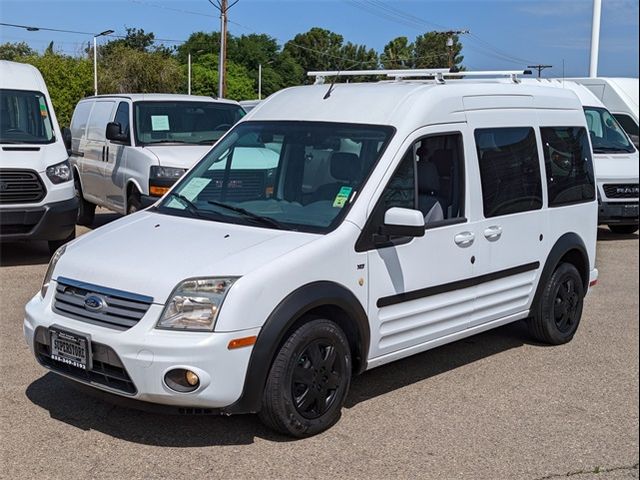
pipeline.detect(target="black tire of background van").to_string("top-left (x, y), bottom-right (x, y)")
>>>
top-left (74, 175), bottom-right (95, 226)
top-left (127, 189), bottom-right (142, 215)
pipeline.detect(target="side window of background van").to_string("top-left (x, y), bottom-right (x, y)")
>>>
top-left (475, 127), bottom-right (542, 218)
top-left (113, 102), bottom-right (130, 139)
top-left (541, 127), bottom-right (596, 206)
top-left (87, 101), bottom-right (115, 142)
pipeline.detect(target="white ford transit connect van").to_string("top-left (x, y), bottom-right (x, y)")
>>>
top-left (25, 72), bottom-right (599, 437)
top-left (520, 80), bottom-right (638, 234)
top-left (0, 61), bottom-right (77, 253)
top-left (66, 94), bottom-right (245, 224)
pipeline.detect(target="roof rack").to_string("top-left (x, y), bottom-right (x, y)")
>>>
top-left (308, 69), bottom-right (532, 85)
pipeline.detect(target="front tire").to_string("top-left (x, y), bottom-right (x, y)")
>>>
top-left (528, 263), bottom-right (584, 345)
top-left (127, 189), bottom-right (142, 215)
top-left (258, 319), bottom-right (351, 438)
top-left (74, 176), bottom-right (95, 226)
top-left (608, 224), bottom-right (638, 235)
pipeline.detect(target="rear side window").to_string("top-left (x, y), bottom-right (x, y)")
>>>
top-left (541, 127), bottom-right (596, 206)
top-left (475, 127), bottom-right (542, 218)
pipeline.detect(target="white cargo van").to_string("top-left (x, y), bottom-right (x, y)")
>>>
top-left (25, 71), bottom-right (599, 437)
top-left (66, 94), bottom-right (245, 224)
top-left (569, 78), bottom-right (639, 147)
top-left (519, 80), bottom-right (638, 234)
top-left (0, 60), bottom-right (77, 253)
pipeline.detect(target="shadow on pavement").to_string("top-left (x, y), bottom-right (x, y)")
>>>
top-left (0, 211), bottom-right (121, 268)
top-left (597, 227), bottom-right (638, 242)
top-left (25, 321), bottom-right (532, 446)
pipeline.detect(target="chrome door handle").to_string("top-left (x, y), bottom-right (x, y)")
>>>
top-left (454, 231), bottom-right (475, 248)
top-left (484, 225), bottom-right (503, 242)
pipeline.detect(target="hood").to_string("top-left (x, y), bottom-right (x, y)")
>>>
top-left (54, 211), bottom-right (318, 303)
top-left (0, 142), bottom-right (67, 171)
top-left (593, 152), bottom-right (639, 182)
top-left (143, 145), bottom-right (212, 169)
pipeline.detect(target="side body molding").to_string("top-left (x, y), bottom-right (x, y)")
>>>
top-left (223, 281), bottom-right (370, 414)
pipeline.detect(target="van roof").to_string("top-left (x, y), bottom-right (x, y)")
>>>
top-left (516, 79), bottom-right (606, 109)
top-left (0, 60), bottom-right (47, 92)
top-left (81, 93), bottom-right (241, 106)
top-left (250, 81), bottom-right (584, 127)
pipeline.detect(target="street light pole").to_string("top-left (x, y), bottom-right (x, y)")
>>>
top-left (258, 63), bottom-right (262, 100)
top-left (93, 29), bottom-right (114, 96)
top-left (188, 52), bottom-right (192, 95)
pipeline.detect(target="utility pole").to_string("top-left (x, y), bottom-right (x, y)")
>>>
top-left (209, 0), bottom-right (239, 98)
top-left (527, 64), bottom-right (553, 78)
top-left (437, 30), bottom-right (469, 70)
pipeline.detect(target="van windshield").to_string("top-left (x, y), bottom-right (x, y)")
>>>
top-left (134, 101), bottom-right (245, 146)
top-left (0, 89), bottom-right (55, 145)
top-left (155, 121), bottom-right (394, 233)
top-left (584, 107), bottom-right (636, 154)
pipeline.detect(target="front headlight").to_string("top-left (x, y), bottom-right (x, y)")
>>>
top-left (41, 245), bottom-right (66, 298)
top-left (156, 277), bottom-right (237, 331)
top-left (46, 160), bottom-right (72, 184)
top-left (150, 166), bottom-right (187, 180)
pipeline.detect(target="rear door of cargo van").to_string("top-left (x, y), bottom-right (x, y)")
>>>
top-left (82, 100), bottom-right (116, 205)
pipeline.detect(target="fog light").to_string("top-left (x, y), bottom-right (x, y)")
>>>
top-left (185, 370), bottom-right (199, 386)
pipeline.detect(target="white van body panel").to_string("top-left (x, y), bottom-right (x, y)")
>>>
top-left (0, 60), bottom-right (77, 244)
top-left (24, 80), bottom-right (599, 412)
top-left (570, 77), bottom-right (639, 126)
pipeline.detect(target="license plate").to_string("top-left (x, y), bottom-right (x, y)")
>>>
top-left (49, 326), bottom-right (92, 370)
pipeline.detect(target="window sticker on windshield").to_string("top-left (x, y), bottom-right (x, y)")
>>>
top-left (180, 177), bottom-right (211, 201)
top-left (38, 97), bottom-right (48, 117)
top-left (332, 186), bottom-right (353, 208)
top-left (151, 115), bottom-right (170, 131)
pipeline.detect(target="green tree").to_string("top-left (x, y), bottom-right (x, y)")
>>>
top-left (381, 37), bottom-right (415, 69)
top-left (186, 53), bottom-right (254, 100)
top-left (175, 31), bottom-right (220, 65)
top-left (414, 32), bottom-right (464, 70)
top-left (283, 28), bottom-right (345, 82)
top-left (0, 42), bottom-right (36, 61)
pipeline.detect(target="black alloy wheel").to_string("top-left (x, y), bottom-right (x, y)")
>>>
top-left (259, 319), bottom-right (351, 438)
top-left (551, 275), bottom-right (581, 334)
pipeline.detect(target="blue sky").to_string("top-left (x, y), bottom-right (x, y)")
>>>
top-left (0, 0), bottom-right (638, 77)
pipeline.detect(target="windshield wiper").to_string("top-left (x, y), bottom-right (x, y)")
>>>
top-left (593, 146), bottom-right (633, 153)
top-left (144, 139), bottom-right (191, 145)
top-left (207, 200), bottom-right (286, 229)
top-left (165, 192), bottom-right (206, 218)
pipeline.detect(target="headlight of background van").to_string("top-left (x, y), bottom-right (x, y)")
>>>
top-left (156, 278), bottom-right (237, 331)
top-left (46, 160), bottom-right (72, 184)
top-left (149, 166), bottom-right (187, 196)
top-left (41, 245), bottom-right (66, 298)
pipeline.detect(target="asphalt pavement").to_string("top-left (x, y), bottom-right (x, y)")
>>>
top-left (0, 213), bottom-right (638, 480)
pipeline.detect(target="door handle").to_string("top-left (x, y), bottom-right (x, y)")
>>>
top-left (484, 225), bottom-right (503, 242)
top-left (454, 231), bottom-right (475, 248)
top-left (101, 145), bottom-right (105, 162)
top-left (105, 146), bottom-right (109, 161)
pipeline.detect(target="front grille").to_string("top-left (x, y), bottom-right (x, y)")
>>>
top-left (34, 327), bottom-right (137, 395)
top-left (53, 277), bottom-right (153, 331)
top-left (203, 170), bottom-right (268, 202)
top-left (603, 184), bottom-right (639, 199)
top-left (0, 169), bottom-right (46, 204)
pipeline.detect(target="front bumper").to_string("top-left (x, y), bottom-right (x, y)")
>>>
top-left (0, 197), bottom-right (78, 242)
top-left (24, 289), bottom-right (259, 410)
top-left (598, 201), bottom-right (639, 225)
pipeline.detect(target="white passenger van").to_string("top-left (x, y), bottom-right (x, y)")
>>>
top-left (66, 94), bottom-right (245, 224)
top-left (25, 71), bottom-right (599, 437)
top-left (518, 79), bottom-right (638, 234)
top-left (569, 78), bottom-right (639, 147)
top-left (0, 61), bottom-right (77, 253)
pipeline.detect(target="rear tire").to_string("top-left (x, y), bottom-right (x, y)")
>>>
top-left (528, 263), bottom-right (584, 345)
top-left (48, 229), bottom-right (75, 255)
top-left (75, 176), bottom-right (95, 227)
top-left (127, 189), bottom-right (142, 215)
top-left (608, 224), bottom-right (638, 235)
top-left (258, 319), bottom-right (351, 438)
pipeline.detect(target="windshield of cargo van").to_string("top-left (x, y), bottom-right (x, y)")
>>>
top-left (134, 101), bottom-right (245, 146)
top-left (0, 89), bottom-right (55, 144)
top-left (584, 107), bottom-right (635, 154)
top-left (156, 121), bottom-right (394, 233)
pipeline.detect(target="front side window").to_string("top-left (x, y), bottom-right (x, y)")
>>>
top-left (0, 89), bottom-right (54, 144)
top-left (156, 121), bottom-right (394, 233)
top-left (113, 101), bottom-right (130, 138)
top-left (541, 127), bottom-right (596, 206)
top-left (134, 101), bottom-right (245, 146)
top-left (475, 127), bottom-right (543, 218)
top-left (584, 107), bottom-right (635, 153)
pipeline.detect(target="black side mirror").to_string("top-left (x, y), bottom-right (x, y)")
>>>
top-left (106, 122), bottom-right (129, 143)
top-left (61, 127), bottom-right (72, 152)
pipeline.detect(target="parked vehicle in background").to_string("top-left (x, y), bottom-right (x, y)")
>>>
top-left (520, 80), bottom-right (638, 235)
top-left (0, 60), bottom-right (78, 254)
top-left (25, 71), bottom-right (599, 437)
top-left (65, 94), bottom-right (245, 224)
top-left (569, 78), bottom-right (639, 148)
top-left (239, 100), bottom-right (262, 112)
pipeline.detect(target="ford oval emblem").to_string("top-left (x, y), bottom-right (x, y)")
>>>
top-left (84, 294), bottom-right (107, 312)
